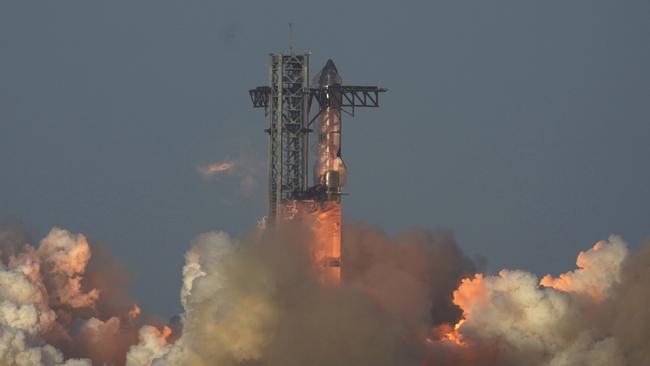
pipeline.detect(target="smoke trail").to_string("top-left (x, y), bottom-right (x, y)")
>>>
top-left (198, 152), bottom-right (265, 197)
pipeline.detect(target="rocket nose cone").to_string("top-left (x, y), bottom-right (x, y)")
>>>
top-left (323, 59), bottom-right (338, 73)
top-left (318, 59), bottom-right (342, 86)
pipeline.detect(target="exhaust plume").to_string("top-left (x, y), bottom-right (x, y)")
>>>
top-left (125, 222), bottom-right (475, 366)
top-left (124, 226), bottom-right (650, 366)
top-left (2, 219), bottom-right (650, 365)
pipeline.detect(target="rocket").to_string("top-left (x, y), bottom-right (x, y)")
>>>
top-left (249, 55), bottom-right (385, 216)
top-left (249, 54), bottom-right (385, 284)
top-left (312, 59), bottom-right (347, 202)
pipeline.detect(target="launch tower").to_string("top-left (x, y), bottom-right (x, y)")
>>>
top-left (250, 53), bottom-right (385, 283)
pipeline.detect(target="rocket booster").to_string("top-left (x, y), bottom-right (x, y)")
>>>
top-left (314, 59), bottom-right (347, 201)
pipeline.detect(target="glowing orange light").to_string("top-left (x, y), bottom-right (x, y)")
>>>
top-left (128, 304), bottom-right (141, 321)
top-left (310, 202), bottom-right (341, 285)
top-left (161, 325), bottom-right (172, 339)
top-left (280, 200), bottom-right (342, 286)
top-left (437, 274), bottom-right (489, 347)
top-left (444, 320), bottom-right (466, 346)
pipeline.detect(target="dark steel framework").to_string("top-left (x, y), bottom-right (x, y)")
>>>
top-left (250, 85), bottom-right (386, 111)
top-left (262, 54), bottom-right (310, 223)
top-left (250, 54), bottom-right (386, 223)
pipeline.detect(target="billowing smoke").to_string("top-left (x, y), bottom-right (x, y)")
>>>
top-left (0, 221), bottom-right (91, 365)
top-left (0, 221), bottom-right (166, 366)
top-left (423, 235), bottom-right (650, 366)
top-left (125, 223), bottom-right (650, 366)
top-left (3, 218), bottom-right (650, 366)
top-left (124, 222), bottom-right (475, 366)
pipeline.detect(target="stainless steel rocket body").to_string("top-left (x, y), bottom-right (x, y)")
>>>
top-left (314, 60), bottom-right (347, 202)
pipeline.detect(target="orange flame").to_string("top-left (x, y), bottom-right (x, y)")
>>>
top-left (280, 200), bottom-right (342, 286)
top-left (453, 274), bottom-right (488, 311)
top-left (439, 274), bottom-right (488, 346)
top-left (160, 325), bottom-right (172, 339)
top-left (128, 304), bottom-right (141, 321)
top-left (445, 320), bottom-right (466, 346)
top-left (430, 322), bottom-right (466, 346)
top-left (310, 202), bottom-right (342, 285)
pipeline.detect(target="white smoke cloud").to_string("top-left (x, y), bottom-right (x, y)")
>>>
top-left (425, 236), bottom-right (635, 366)
top-left (0, 268), bottom-right (47, 308)
top-left (540, 235), bottom-right (629, 300)
top-left (126, 223), bottom-right (476, 366)
top-left (2, 219), bottom-right (649, 366)
top-left (0, 222), bottom-right (166, 365)
top-left (0, 251), bottom-right (53, 338)
top-left (0, 327), bottom-right (90, 366)
top-left (80, 317), bottom-right (121, 351)
top-left (450, 270), bottom-right (623, 365)
top-left (37, 228), bottom-right (100, 309)
top-left (125, 326), bottom-right (172, 366)
top-left (147, 230), bottom-right (277, 365)
top-left (0, 225), bottom-right (93, 366)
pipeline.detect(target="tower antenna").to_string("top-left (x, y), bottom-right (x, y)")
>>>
top-left (288, 23), bottom-right (293, 54)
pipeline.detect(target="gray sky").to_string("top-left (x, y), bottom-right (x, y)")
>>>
top-left (1, 1), bottom-right (649, 318)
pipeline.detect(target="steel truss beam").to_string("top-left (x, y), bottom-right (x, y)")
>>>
top-left (249, 86), bottom-right (387, 110)
top-left (265, 54), bottom-right (310, 223)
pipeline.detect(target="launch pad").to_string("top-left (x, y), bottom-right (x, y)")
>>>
top-left (250, 53), bottom-right (385, 283)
